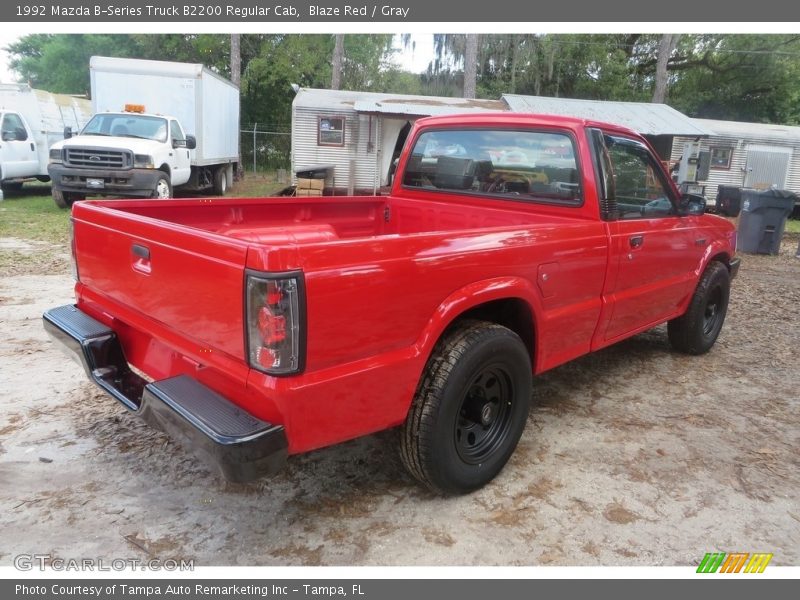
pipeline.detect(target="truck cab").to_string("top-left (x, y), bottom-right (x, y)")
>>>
top-left (0, 109), bottom-right (39, 188)
top-left (48, 105), bottom-right (196, 207)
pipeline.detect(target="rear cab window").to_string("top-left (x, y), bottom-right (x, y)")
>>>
top-left (402, 128), bottom-right (582, 206)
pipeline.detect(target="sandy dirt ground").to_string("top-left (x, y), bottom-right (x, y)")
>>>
top-left (0, 235), bottom-right (798, 567)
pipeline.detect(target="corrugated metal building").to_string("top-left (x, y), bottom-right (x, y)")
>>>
top-left (671, 118), bottom-right (800, 201)
top-left (291, 89), bottom-right (710, 192)
top-left (291, 88), bottom-right (505, 193)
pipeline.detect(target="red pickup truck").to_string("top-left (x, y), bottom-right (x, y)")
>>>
top-left (44, 113), bottom-right (739, 494)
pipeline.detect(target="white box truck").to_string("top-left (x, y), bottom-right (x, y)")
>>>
top-left (48, 56), bottom-right (240, 207)
top-left (0, 83), bottom-right (92, 195)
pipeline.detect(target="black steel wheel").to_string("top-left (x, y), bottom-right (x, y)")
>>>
top-left (702, 285), bottom-right (724, 337)
top-left (400, 320), bottom-right (532, 495)
top-left (668, 261), bottom-right (731, 355)
top-left (455, 365), bottom-right (515, 465)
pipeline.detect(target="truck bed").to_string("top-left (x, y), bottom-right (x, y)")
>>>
top-left (98, 194), bottom-right (575, 241)
top-left (71, 194), bottom-right (608, 452)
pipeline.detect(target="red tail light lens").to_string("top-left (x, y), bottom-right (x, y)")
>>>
top-left (246, 273), bottom-right (304, 375)
top-left (257, 306), bottom-right (286, 345)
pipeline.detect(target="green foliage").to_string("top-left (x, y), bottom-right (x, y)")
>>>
top-left (4, 33), bottom-right (416, 133)
top-left (242, 35), bottom-right (333, 128)
top-left (132, 34), bottom-right (232, 75)
top-left (427, 33), bottom-right (800, 124)
top-left (668, 35), bottom-right (800, 123)
top-left (240, 34), bottom-right (416, 128)
top-left (7, 33), bottom-right (800, 127)
top-left (7, 34), bottom-right (140, 94)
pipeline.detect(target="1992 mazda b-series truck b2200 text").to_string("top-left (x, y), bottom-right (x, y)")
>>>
top-left (44, 113), bottom-right (740, 494)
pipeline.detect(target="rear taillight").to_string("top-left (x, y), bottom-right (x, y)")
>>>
top-left (69, 218), bottom-right (79, 281)
top-left (246, 272), bottom-right (304, 375)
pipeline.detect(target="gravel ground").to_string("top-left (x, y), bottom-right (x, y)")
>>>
top-left (0, 235), bottom-right (798, 566)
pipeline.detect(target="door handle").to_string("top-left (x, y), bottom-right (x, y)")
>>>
top-left (131, 243), bottom-right (151, 274)
top-left (629, 235), bottom-right (644, 248)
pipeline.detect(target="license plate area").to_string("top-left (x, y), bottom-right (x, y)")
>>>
top-left (86, 177), bottom-right (105, 189)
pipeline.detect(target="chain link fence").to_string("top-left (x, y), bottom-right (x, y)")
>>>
top-left (240, 125), bottom-right (291, 181)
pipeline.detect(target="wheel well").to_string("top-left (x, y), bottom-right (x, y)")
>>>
top-left (158, 164), bottom-right (171, 177)
top-left (709, 252), bottom-right (732, 270)
top-left (451, 298), bottom-right (535, 363)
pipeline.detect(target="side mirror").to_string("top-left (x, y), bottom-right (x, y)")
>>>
top-left (1, 130), bottom-right (15, 142)
top-left (185, 134), bottom-right (197, 150)
top-left (63, 126), bottom-right (73, 140)
top-left (679, 193), bottom-right (706, 216)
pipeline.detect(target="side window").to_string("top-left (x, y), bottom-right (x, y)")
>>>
top-left (605, 136), bottom-right (674, 219)
top-left (318, 116), bottom-right (345, 146)
top-left (170, 120), bottom-right (185, 144)
top-left (1, 113), bottom-right (28, 142)
top-left (402, 128), bottom-right (581, 204)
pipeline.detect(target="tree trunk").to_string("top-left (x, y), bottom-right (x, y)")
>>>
top-left (463, 34), bottom-right (478, 99)
top-left (230, 34), bottom-right (241, 86)
top-left (230, 34), bottom-right (242, 180)
top-left (652, 34), bottom-right (680, 103)
top-left (331, 34), bottom-right (344, 90)
top-left (510, 35), bottom-right (517, 93)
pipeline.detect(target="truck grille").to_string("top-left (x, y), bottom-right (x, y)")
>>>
top-left (65, 148), bottom-right (132, 169)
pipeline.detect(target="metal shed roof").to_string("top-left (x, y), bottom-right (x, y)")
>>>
top-left (293, 88), bottom-right (506, 115)
top-left (353, 97), bottom-right (506, 117)
top-left (502, 94), bottom-right (712, 137)
top-left (691, 118), bottom-right (800, 142)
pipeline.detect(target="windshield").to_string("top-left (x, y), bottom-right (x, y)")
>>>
top-left (81, 113), bottom-right (168, 142)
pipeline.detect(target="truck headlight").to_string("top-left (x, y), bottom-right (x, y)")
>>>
top-left (49, 149), bottom-right (63, 164)
top-left (133, 154), bottom-right (155, 169)
top-left (246, 272), bottom-right (305, 375)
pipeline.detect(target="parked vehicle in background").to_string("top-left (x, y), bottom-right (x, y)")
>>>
top-left (0, 83), bottom-right (91, 195)
top-left (44, 113), bottom-right (739, 494)
top-left (48, 56), bottom-right (240, 208)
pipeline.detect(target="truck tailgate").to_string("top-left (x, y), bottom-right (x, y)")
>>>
top-left (72, 202), bottom-right (249, 361)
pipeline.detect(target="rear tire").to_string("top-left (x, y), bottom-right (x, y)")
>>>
top-left (151, 174), bottom-right (172, 199)
top-left (668, 261), bottom-right (731, 355)
top-left (400, 320), bottom-right (532, 495)
top-left (213, 167), bottom-right (228, 196)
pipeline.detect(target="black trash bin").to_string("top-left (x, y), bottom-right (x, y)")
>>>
top-left (737, 188), bottom-right (797, 254)
top-left (715, 185), bottom-right (743, 217)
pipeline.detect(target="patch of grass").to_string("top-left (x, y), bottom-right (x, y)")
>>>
top-left (232, 171), bottom-right (290, 197)
top-left (0, 185), bottom-right (70, 245)
top-left (0, 174), bottom-right (287, 247)
top-left (786, 218), bottom-right (800, 234)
